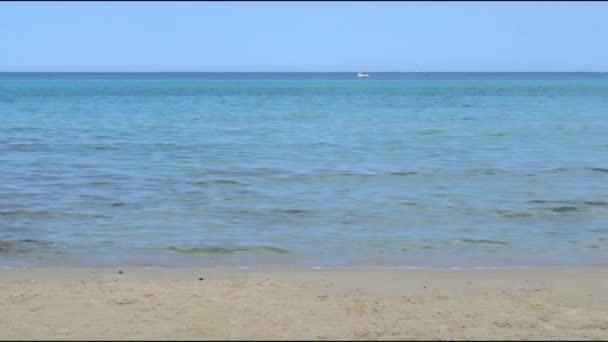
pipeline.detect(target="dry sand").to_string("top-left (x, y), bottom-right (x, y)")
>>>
top-left (1, 267), bottom-right (607, 340)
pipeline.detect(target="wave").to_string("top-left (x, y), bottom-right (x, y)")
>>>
top-left (193, 179), bottom-right (240, 186)
top-left (456, 238), bottom-right (510, 246)
top-left (0, 210), bottom-right (105, 219)
top-left (388, 171), bottom-right (420, 176)
top-left (0, 239), bottom-right (54, 254)
top-left (238, 209), bottom-right (312, 216)
top-left (419, 129), bottom-right (445, 135)
top-left (89, 145), bottom-right (121, 151)
top-left (547, 206), bottom-right (584, 213)
top-left (495, 210), bottom-right (533, 219)
top-left (165, 246), bottom-right (290, 255)
top-left (584, 201), bottom-right (608, 206)
top-left (528, 199), bottom-right (607, 207)
top-left (590, 167), bottom-right (608, 173)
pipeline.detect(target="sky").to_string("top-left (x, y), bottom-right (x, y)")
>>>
top-left (1, 1), bottom-right (607, 72)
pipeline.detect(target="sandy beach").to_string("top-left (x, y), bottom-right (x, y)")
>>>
top-left (0, 267), bottom-right (607, 340)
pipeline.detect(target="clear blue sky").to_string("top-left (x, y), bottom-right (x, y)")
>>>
top-left (1, 1), bottom-right (607, 72)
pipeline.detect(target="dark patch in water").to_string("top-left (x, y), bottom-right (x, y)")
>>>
top-left (496, 210), bottom-right (533, 219)
top-left (279, 209), bottom-right (307, 214)
top-left (0, 210), bottom-right (104, 219)
top-left (527, 199), bottom-right (568, 204)
top-left (0, 210), bottom-right (64, 218)
top-left (457, 238), bottom-right (509, 246)
top-left (591, 167), bottom-right (608, 173)
top-left (389, 171), bottom-right (419, 176)
top-left (584, 201), bottom-right (608, 206)
top-left (588, 228), bottom-right (608, 233)
top-left (0, 210), bottom-right (105, 219)
top-left (549, 206), bottom-right (583, 213)
top-left (470, 169), bottom-right (508, 176)
top-left (0, 241), bottom-right (11, 252)
top-left (194, 179), bottom-right (239, 186)
top-left (0, 239), bottom-right (53, 254)
top-left (166, 246), bottom-right (290, 255)
top-left (89, 145), bottom-right (120, 151)
top-left (240, 209), bottom-right (310, 215)
top-left (87, 181), bottom-right (114, 186)
top-left (110, 202), bottom-right (126, 207)
top-left (399, 202), bottom-right (418, 206)
top-left (419, 129), bottom-right (444, 135)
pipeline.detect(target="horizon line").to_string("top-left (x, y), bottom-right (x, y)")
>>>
top-left (1, 71), bottom-right (607, 73)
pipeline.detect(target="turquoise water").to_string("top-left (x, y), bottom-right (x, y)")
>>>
top-left (1, 72), bottom-right (608, 267)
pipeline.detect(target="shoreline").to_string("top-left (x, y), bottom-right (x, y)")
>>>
top-left (2, 266), bottom-right (607, 340)
top-left (1, 264), bottom-right (602, 269)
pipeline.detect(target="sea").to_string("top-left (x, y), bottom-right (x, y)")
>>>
top-left (1, 72), bottom-right (607, 267)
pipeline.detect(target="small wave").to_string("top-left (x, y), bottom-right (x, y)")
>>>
top-left (279, 209), bottom-right (308, 214)
top-left (457, 238), bottom-right (510, 246)
top-left (4, 143), bottom-right (53, 152)
top-left (239, 208), bottom-right (311, 215)
top-left (589, 228), bottom-right (608, 233)
top-left (527, 199), bottom-right (568, 204)
top-left (419, 129), bottom-right (445, 135)
top-left (0, 210), bottom-right (67, 218)
top-left (87, 145), bottom-right (120, 151)
top-left (87, 181), bottom-right (114, 186)
top-left (315, 172), bottom-right (375, 179)
top-left (466, 168), bottom-right (511, 176)
top-left (584, 201), bottom-right (608, 206)
top-left (165, 246), bottom-right (290, 255)
top-left (548, 206), bottom-right (584, 213)
top-left (481, 169), bottom-right (500, 175)
top-left (590, 167), bottom-right (608, 173)
top-left (206, 168), bottom-right (288, 177)
top-left (194, 179), bottom-right (240, 186)
top-left (0, 239), bottom-right (53, 254)
top-left (0, 210), bottom-right (104, 219)
top-left (496, 210), bottom-right (533, 219)
top-left (389, 171), bottom-right (420, 176)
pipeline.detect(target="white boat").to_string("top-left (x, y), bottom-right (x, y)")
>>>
top-left (357, 72), bottom-right (369, 78)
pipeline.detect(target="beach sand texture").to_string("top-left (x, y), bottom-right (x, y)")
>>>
top-left (1, 267), bottom-right (607, 340)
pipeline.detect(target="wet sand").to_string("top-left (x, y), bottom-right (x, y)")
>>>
top-left (1, 267), bottom-right (607, 340)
